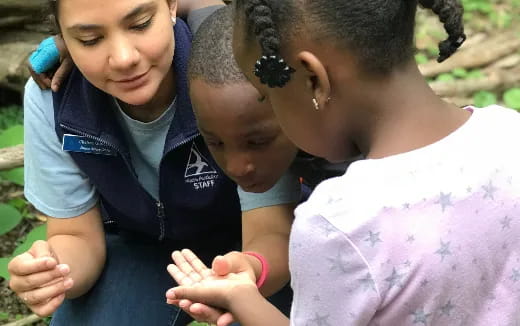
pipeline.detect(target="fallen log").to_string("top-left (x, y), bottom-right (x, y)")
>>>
top-left (0, 31), bottom-right (47, 93)
top-left (0, 145), bottom-right (24, 171)
top-left (419, 31), bottom-right (520, 78)
top-left (0, 0), bottom-right (47, 16)
top-left (429, 66), bottom-right (520, 97)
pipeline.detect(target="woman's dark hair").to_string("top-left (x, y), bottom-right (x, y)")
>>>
top-left (234, 0), bottom-right (465, 84)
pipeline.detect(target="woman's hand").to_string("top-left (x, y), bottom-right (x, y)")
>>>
top-left (8, 240), bottom-right (74, 316)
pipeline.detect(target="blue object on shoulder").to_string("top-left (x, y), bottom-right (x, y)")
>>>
top-left (29, 36), bottom-right (60, 74)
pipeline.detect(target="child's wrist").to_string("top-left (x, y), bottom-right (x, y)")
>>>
top-left (243, 251), bottom-right (269, 289)
top-left (228, 283), bottom-right (264, 314)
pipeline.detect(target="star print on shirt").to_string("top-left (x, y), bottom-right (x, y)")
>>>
top-left (411, 307), bottom-right (431, 325)
top-left (510, 268), bottom-right (520, 282)
top-left (435, 239), bottom-right (452, 262)
top-left (364, 231), bottom-right (382, 247)
top-left (327, 249), bottom-right (350, 273)
top-left (307, 312), bottom-right (332, 326)
top-left (358, 273), bottom-right (377, 292)
top-left (322, 222), bottom-right (336, 237)
top-left (482, 180), bottom-right (497, 200)
top-left (437, 192), bottom-right (453, 212)
top-left (385, 268), bottom-right (404, 290)
top-left (439, 300), bottom-right (455, 316)
top-left (500, 216), bottom-right (512, 230)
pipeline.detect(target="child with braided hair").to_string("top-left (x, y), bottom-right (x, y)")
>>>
top-left (166, 0), bottom-right (520, 325)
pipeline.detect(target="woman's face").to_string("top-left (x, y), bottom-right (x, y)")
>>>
top-left (59, 0), bottom-right (176, 105)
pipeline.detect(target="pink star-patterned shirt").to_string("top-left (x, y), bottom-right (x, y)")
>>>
top-left (289, 106), bottom-right (520, 326)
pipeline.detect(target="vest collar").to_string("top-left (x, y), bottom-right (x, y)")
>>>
top-left (56, 19), bottom-right (197, 155)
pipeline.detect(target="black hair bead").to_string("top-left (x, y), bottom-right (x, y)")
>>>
top-left (254, 55), bottom-right (295, 88)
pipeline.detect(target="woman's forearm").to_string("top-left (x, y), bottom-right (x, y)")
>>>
top-left (48, 234), bottom-right (106, 298)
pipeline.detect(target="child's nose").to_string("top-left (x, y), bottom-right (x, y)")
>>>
top-left (226, 156), bottom-right (255, 179)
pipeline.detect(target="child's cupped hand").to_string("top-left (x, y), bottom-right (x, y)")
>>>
top-left (166, 249), bottom-right (258, 324)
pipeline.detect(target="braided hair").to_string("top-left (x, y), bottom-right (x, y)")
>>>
top-left (234, 0), bottom-right (466, 87)
top-left (417, 0), bottom-right (466, 62)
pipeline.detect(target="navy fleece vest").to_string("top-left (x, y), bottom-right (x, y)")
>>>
top-left (52, 20), bottom-right (241, 244)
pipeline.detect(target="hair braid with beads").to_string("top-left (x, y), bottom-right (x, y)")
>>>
top-left (235, 0), bottom-right (466, 85)
top-left (418, 0), bottom-right (466, 62)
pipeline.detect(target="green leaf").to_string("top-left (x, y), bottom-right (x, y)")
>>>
top-left (0, 311), bottom-right (9, 321)
top-left (0, 124), bottom-right (23, 148)
top-left (451, 68), bottom-right (468, 79)
top-left (466, 69), bottom-right (484, 80)
top-left (0, 257), bottom-right (11, 280)
top-left (0, 203), bottom-right (23, 235)
top-left (12, 224), bottom-right (47, 257)
top-left (503, 88), bottom-right (520, 110)
top-left (426, 46), bottom-right (439, 57)
top-left (8, 197), bottom-right (26, 210)
top-left (0, 167), bottom-right (24, 186)
top-left (473, 91), bottom-right (497, 107)
top-left (414, 53), bottom-right (428, 65)
top-left (436, 73), bottom-right (455, 82)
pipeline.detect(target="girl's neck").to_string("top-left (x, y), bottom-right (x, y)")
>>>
top-left (350, 62), bottom-right (471, 159)
top-left (119, 67), bottom-right (176, 123)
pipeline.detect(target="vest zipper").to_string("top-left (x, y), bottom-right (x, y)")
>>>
top-left (165, 132), bottom-right (199, 153)
top-left (61, 124), bottom-right (167, 239)
top-left (156, 201), bottom-right (166, 241)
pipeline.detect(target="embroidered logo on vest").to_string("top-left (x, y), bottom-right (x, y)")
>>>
top-left (184, 143), bottom-right (218, 190)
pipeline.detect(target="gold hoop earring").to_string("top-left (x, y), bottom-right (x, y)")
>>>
top-left (312, 98), bottom-right (319, 111)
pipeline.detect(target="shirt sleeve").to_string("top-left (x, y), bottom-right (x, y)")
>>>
top-left (238, 169), bottom-right (301, 211)
top-left (289, 214), bottom-right (381, 326)
top-left (187, 5), bottom-right (225, 34)
top-left (23, 78), bottom-right (98, 218)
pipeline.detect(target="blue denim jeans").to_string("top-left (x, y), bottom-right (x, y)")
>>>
top-left (50, 233), bottom-right (292, 326)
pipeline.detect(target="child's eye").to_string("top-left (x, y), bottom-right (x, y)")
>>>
top-left (248, 138), bottom-right (272, 149)
top-left (257, 95), bottom-right (266, 102)
top-left (79, 37), bottom-right (103, 47)
top-left (207, 140), bottom-right (224, 149)
top-left (132, 17), bottom-right (153, 31)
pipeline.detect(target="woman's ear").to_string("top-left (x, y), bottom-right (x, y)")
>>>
top-left (296, 51), bottom-right (331, 111)
top-left (169, 0), bottom-right (178, 19)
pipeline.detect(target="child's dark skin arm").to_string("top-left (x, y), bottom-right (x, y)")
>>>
top-left (237, 203), bottom-right (294, 296)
